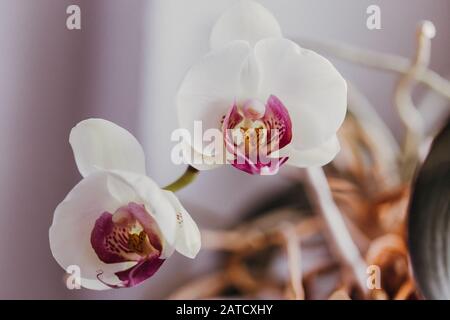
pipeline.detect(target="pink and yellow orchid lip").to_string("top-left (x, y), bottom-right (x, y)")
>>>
top-left (222, 94), bottom-right (292, 175)
top-left (91, 202), bottom-right (165, 288)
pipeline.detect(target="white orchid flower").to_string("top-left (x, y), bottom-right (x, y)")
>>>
top-left (177, 0), bottom-right (347, 174)
top-left (49, 119), bottom-right (201, 290)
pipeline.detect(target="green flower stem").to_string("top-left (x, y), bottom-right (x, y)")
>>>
top-left (163, 165), bottom-right (199, 192)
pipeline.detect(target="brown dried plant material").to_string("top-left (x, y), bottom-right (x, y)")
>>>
top-left (303, 261), bottom-right (339, 280)
top-left (168, 272), bottom-right (229, 300)
top-left (201, 216), bottom-right (322, 253)
top-left (342, 216), bottom-right (371, 254)
top-left (328, 289), bottom-right (351, 300)
top-left (366, 234), bottom-right (410, 298)
top-left (328, 174), bottom-right (385, 240)
top-left (370, 289), bottom-right (389, 300)
top-left (174, 171), bottom-right (416, 300)
top-left (375, 186), bottom-right (410, 235)
top-left (329, 176), bottom-right (372, 224)
top-left (337, 117), bottom-right (368, 181)
top-left (328, 169), bottom-right (411, 240)
top-left (171, 158), bottom-right (416, 300)
top-left (226, 256), bottom-right (261, 294)
top-left (394, 280), bottom-right (416, 300)
top-left (336, 114), bottom-right (394, 191)
top-left (366, 234), bottom-right (407, 265)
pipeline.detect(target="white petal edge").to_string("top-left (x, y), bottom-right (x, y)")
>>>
top-left (254, 38), bottom-right (347, 149)
top-left (69, 119), bottom-right (147, 178)
top-left (286, 135), bottom-right (341, 167)
top-left (210, 0), bottom-right (282, 50)
top-left (162, 191), bottom-right (201, 259)
top-left (79, 278), bottom-right (110, 290)
top-left (177, 41), bottom-right (252, 157)
top-left (49, 171), bottom-right (138, 290)
top-left (106, 170), bottom-right (179, 259)
top-left (183, 140), bottom-right (224, 171)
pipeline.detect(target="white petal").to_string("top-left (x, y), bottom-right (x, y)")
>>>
top-left (78, 278), bottom-right (110, 290)
top-left (177, 41), bottom-right (252, 156)
top-left (286, 135), bottom-right (341, 167)
top-left (254, 38), bottom-right (347, 149)
top-left (49, 171), bottom-right (138, 290)
top-left (69, 119), bottom-right (146, 177)
top-left (183, 141), bottom-right (224, 171)
top-left (210, 0), bottom-right (282, 50)
top-left (162, 191), bottom-right (201, 259)
top-left (106, 171), bottom-right (179, 259)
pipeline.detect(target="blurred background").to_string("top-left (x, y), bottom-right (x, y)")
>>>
top-left (0, 0), bottom-right (449, 299)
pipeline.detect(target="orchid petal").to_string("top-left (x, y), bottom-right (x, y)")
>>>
top-left (177, 41), bottom-right (251, 157)
top-left (286, 135), bottom-right (341, 167)
top-left (183, 141), bottom-right (224, 170)
top-left (210, 0), bottom-right (282, 50)
top-left (262, 95), bottom-right (293, 150)
top-left (69, 119), bottom-right (146, 177)
top-left (162, 191), bottom-right (201, 259)
top-left (49, 171), bottom-right (138, 290)
top-left (254, 38), bottom-right (347, 149)
top-left (78, 278), bottom-right (113, 291)
top-left (114, 256), bottom-right (165, 288)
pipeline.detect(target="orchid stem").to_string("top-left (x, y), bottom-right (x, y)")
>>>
top-left (395, 21), bottom-right (435, 181)
top-left (303, 166), bottom-right (368, 296)
top-left (281, 223), bottom-right (305, 300)
top-left (163, 166), bottom-right (199, 192)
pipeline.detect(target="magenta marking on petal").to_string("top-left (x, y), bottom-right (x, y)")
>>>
top-left (231, 155), bottom-right (289, 175)
top-left (222, 102), bottom-right (243, 131)
top-left (91, 212), bottom-right (129, 264)
top-left (89, 203), bottom-right (167, 289)
top-left (91, 203), bottom-right (163, 263)
top-left (115, 256), bottom-right (165, 288)
top-left (262, 95), bottom-right (292, 150)
top-left (95, 270), bottom-right (126, 289)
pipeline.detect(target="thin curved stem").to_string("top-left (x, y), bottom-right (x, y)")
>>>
top-left (395, 21), bottom-right (435, 180)
top-left (163, 165), bottom-right (199, 192)
top-left (304, 167), bottom-right (368, 296)
top-left (294, 37), bottom-right (450, 101)
top-left (281, 223), bottom-right (305, 300)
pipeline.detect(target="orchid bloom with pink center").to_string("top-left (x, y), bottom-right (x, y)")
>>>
top-left (49, 119), bottom-right (201, 290)
top-left (177, 1), bottom-right (347, 175)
